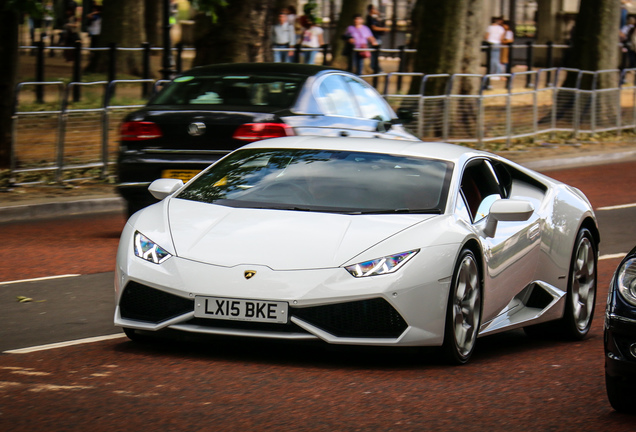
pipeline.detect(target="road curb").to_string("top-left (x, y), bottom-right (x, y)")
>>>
top-left (0, 197), bottom-right (125, 223)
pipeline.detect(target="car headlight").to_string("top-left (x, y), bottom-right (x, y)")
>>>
top-left (345, 250), bottom-right (419, 278)
top-left (134, 231), bottom-right (172, 264)
top-left (617, 257), bottom-right (636, 306)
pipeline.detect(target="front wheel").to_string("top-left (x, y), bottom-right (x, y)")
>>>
top-left (606, 373), bottom-right (636, 414)
top-left (560, 228), bottom-right (597, 339)
top-left (441, 249), bottom-right (482, 365)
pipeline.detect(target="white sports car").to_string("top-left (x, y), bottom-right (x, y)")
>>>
top-left (114, 136), bottom-right (599, 364)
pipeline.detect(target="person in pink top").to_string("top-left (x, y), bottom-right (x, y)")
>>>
top-left (345, 14), bottom-right (377, 74)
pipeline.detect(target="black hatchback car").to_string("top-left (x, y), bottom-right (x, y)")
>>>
top-left (605, 246), bottom-right (636, 414)
top-left (117, 63), bottom-right (417, 215)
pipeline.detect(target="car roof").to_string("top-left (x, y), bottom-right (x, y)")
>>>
top-left (240, 136), bottom-right (491, 165)
top-left (181, 63), bottom-right (344, 78)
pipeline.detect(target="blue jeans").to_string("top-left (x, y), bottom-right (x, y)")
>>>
top-left (303, 49), bottom-right (317, 65)
top-left (354, 52), bottom-right (365, 75)
top-left (273, 45), bottom-right (291, 63)
top-left (489, 44), bottom-right (502, 75)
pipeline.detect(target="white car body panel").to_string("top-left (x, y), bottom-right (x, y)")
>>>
top-left (115, 136), bottom-right (599, 348)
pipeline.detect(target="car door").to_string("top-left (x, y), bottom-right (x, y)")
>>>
top-left (457, 158), bottom-right (542, 324)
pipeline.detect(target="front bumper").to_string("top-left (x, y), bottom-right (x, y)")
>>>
top-left (605, 314), bottom-right (636, 380)
top-left (114, 225), bottom-right (456, 347)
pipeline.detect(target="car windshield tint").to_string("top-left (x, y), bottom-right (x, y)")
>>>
top-left (177, 148), bottom-right (453, 214)
top-left (149, 75), bottom-right (304, 108)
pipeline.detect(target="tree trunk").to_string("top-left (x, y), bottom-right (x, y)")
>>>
top-left (457, 0), bottom-right (484, 135)
top-left (144, 0), bottom-right (162, 47)
top-left (564, 0), bottom-right (620, 88)
top-left (85, 0), bottom-right (146, 76)
top-left (0, 7), bottom-right (19, 170)
top-left (330, 0), bottom-right (367, 70)
top-left (193, 0), bottom-right (276, 65)
top-left (557, 0), bottom-right (620, 126)
top-left (408, 0), bottom-right (469, 95)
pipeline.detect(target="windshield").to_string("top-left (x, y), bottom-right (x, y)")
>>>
top-left (177, 149), bottom-right (453, 214)
top-left (149, 74), bottom-right (305, 108)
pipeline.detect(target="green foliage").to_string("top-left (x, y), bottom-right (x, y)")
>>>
top-left (2, 0), bottom-right (43, 16)
top-left (189, 0), bottom-right (228, 22)
top-left (303, 0), bottom-right (321, 24)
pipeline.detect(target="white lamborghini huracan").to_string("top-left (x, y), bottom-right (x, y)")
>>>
top-left (114, 136), bottom-right (599, 364)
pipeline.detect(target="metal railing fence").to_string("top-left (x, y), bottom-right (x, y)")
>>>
top-left (8, 68), bottom-right (636, 184)
top-left (382, 68), bottom-right (636, 147)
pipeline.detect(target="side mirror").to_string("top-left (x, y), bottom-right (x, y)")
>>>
top-left (395, 108), bottom-right (415, 123)
top-left (482, 199), bottom-right (534, 238)
top-left (376, 120), bottom-right (393, 132)
top-left (148, 178), bottom-right (184, 200)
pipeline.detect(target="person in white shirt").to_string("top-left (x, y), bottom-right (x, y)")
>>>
top-left (272, 11), bottom-right (296, 63)
top-left (300, 17), bottom-right (324, 64)
top-left (485, 16), bottom-right (505, 76)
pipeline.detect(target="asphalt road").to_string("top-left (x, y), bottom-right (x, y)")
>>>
top-left (1, 161), bottom-right (636, 430)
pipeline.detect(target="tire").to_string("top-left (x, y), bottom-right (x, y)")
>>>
top-left (606, 373), bottom-right (636, 414)
top-left (123, 327), bottom-right (151, 343)
top-left (524, 228), bottom-right (597, 339)
top-left (442, 249), bottom-right (482, 365)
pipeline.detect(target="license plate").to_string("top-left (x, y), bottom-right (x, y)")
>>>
top-left (194, 296), bottom-right (288, 324)
top-left (161, 169), bottom-right (200, 182)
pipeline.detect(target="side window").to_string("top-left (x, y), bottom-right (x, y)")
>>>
top-left (316, 75), bottom-right (359, 118)
top-left (345, 77), bottom-right (392, 121)
top-left (460, 159), bottom-right (503, 223)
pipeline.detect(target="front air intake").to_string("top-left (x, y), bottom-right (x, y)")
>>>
top-left (120, 282), bottom-right (193, 323)
top-left (292, 298), bottom-right (408, 338)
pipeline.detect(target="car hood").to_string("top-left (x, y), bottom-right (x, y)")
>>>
top-left (167, 198), bottom-right (434, 270)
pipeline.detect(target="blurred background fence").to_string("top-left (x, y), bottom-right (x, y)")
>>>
top-left (10, 67), bottom-right (636, 185)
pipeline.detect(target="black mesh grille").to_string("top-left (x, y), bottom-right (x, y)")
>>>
top-left (292, 298), bottom-right (407, 338)
top-left (120, 281), bottom-right (194, 323)
top-left (186, 318), bottom-right (309, 334)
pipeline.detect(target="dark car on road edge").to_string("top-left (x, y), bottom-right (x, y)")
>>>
top-left (605, 245), bottom-right (636, 414)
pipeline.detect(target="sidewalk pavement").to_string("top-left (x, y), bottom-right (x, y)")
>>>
top-left (1, 142), bottom-right (636, 223)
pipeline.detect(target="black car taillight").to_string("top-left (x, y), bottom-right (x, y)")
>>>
top-left (232, 123), bottom-right (294, 143)
top-left (120, 121), bottom-right (163, 141)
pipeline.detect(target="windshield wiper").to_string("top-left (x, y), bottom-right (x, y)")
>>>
top-left (348, 208), bottom-right (442, 215)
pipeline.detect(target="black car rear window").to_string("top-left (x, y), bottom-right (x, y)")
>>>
top-left (149, 75), bottom-right (306, 109)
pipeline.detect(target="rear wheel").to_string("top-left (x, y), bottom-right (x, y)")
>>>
top-left (524, 227), bottom-right (597, 339)
top-left (442, 249), bottom-right (482, 365)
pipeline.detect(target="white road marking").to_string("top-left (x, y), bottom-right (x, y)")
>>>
top-left (0, 274), bottom-right (81, 286)
top-left (3, 334), bottom-right (126, 354)
top-left (597, 203), bottom-right (636, 211)
top-left (599, 253), bottom-right (627, 261)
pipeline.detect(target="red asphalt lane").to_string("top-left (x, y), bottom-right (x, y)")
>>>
top-left (0, 161), bottom-right (635, 430)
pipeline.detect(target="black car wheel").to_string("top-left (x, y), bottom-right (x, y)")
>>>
top-left (442, 249), bottom-right (482, 365)
top-left (525, 228), bottom-right (597, 339)
top-left (606, 373), bottom-right (636, 414)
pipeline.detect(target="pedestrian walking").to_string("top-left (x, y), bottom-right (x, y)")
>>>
top-left (366, 4), bottom-right (388, 72)
top-left (344, 14), bottom-right (376, 75)
top-left (484, 16), bottom-right (505, 77)
top-left (500, 20), bottom-right (514, 74)
top-left (272, 10), bottom-right (296, 63)
top-left (300, 17), bottom-right (324, 64)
